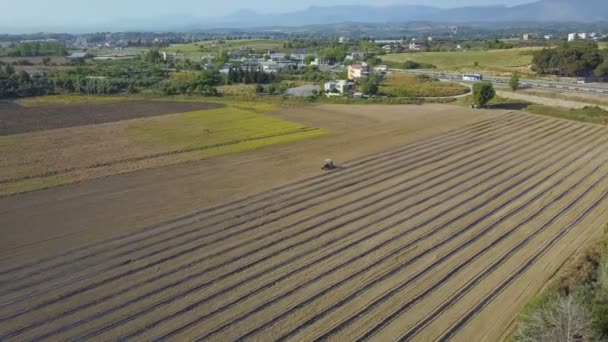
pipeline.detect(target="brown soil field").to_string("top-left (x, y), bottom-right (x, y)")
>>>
top-left (0, 100), bottom-right (224, 135)
top-left (1, 105), bottom-right (607, 341)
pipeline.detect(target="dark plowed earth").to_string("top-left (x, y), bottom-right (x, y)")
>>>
top-left (1, 112), bottom-right (607, 342)
top-left (0, 101), bottom-right (224, 135)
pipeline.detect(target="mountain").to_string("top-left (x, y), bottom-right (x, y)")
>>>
top-left (206, 0), bottom-right (608, 28)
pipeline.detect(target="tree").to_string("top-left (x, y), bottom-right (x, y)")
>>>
top-left (472, 82), bottom-right (495, 107)
top-left (5, 64), bottom-right (15, 76)
top-left (361, 77), bottom-right (379, 95)
top-left (509, 73), bottom-right (520, 91)
top-left (144, 49), bottom-right (164, 64)
top-left (303, 55), bottom-right (316, 65)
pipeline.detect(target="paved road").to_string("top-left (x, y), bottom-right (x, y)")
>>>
top-left (397, 69), bottom-right (608, 95)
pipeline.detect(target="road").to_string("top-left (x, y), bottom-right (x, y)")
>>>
top-left (397, 69), bottom-right (608, 95)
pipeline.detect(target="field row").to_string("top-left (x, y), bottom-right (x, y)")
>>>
top-left (1, 112), bottom-right (608, 341)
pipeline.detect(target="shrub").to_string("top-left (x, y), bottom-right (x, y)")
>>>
top-left (472, 82), bottom-right (495, 107)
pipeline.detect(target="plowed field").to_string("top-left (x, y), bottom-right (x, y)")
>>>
top-left (1, 111), bottom-right (607, 341)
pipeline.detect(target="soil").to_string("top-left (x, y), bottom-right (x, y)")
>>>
top-left (0, 100), bottom-right (224, 135)
top-left (1, 105), bottom-right (607, 341)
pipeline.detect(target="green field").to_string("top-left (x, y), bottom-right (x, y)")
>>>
top-left (127, 103), bottom-right (325, 154)
top-left (1, 96), bottom-right (326, 196)
top-left (380, 74), bottom-right (470, 97)
top-left (165, 39), bottom-right (286, 57)
top-left (383, 48), bottom-right (539, 75)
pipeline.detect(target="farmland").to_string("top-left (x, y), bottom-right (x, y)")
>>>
top-left (165, 39), bottom-right (286, 58)
top-left (380, 73), bottom-right (470, 98)
top-left (383, 48), bottom-right (538, 75)
top-left (0, 97), bottom-right (325, 196)
top-left (1, 109), bottom-right (608, 340)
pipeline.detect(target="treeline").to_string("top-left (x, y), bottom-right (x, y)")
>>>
top-left (6, 42), bottom-right (67, 57)
top-left (532, 42), bottom-right (608, 77)
top-left (0, 65), bottom-right (52, 98)
top-left (225, 67), bottom-right (278, 84)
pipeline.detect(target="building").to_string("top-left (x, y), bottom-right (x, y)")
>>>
top-left (544, 35), bottom-right (554, 40)
top-left (409, 40), bottom-right (425, 51)
top-left (463, 74), bottom-right (483, 82)
top-left (324, 80), bottom-right (355, 95)
top-left (374, 39), bottom-right (403, 45)
top-left (381, 45), bottom-right (393, 53)
top-left (348, 63), bottom-right (370, 80)
top-left (578, 32), bottom-right (588, 40)
top-left (568, 33), bottom-right (577, 42)
top-left (522, 33), bottom-right (533, 41)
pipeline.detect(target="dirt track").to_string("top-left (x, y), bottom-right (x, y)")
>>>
top-left (0, 100), bottom-right (224, 135)
top-left (1, 106), bottom-right (607, 340)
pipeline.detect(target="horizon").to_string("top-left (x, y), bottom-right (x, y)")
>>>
top-left (3, 0), bottom-right (536, 33)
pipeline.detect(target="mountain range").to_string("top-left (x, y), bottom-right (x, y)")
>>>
top-left (2, 0), bottom-right (607, 34)
top-left (204, 0), bottom-right (608, 28)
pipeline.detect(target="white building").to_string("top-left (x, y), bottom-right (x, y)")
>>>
top-left (568, 33), bottom-right (577, 42)
top-left (324, 80), bottom-right (355, 95)
top-left (544, 35), bottom-right (554, 40)
top-left (409, 40), bottom-right (425, 51)
top-left (374, 39), bottom-right (403, 45)
top-left (578, 32), bottom-right (588, 40)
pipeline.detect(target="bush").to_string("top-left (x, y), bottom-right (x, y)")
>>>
top-left (472, 82), bottom-right (495, 107)
top-left (515, 291), bottom-right (594, 341)
top-left (403, 60), bottom-right (436, 69)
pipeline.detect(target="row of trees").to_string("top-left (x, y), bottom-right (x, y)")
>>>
top-left (0, 65), bottom-right (52, 98)
top-left (532, 42), bottom-right (608, 78)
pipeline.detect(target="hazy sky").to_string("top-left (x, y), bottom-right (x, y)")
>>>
top-left (3, 0), bottom-right (535, 27)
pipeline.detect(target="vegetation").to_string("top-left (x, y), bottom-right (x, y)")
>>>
top-left (1, 97), bottom-right (327, 196)
top-left (0, 65), bottom-right (52, 98)
top-left (5, 42), bottom-right (67, 57)
top-left (532, 42), bottom-right (608, 77)
top-left (382, 48), bottom-right (537, 74)
top-left (382, 59), bottom-right (436, 70)
top-left (379, 74), bottom-right (469, 98)
top-left (509, 73), bottom-right (521, 91)
top-left (514, 226), bottom-right (608, 341)
top-left (526, 105), bottom-right (608, 125)
top-left (472, 82), bottom-right (496, 107)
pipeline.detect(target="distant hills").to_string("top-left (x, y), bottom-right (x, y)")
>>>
top-left (205, 0), bottom-right (608, 28)
top-left (2, 0), bottom-right (607, 34)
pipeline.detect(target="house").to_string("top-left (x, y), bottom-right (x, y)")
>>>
top-left (578, 32), bottom-right (588, 40)
top-left (338, 37), bottom-right (351, 43)
top-left (462, 74), bottom-right (483, 82)
top-left (568, 33), bottom-right (577, 42)
top-left (348, 63), bottom-right (370, 80)
top-left (324, 80), bottom-right (355, 95)
top-left (408, 40), bottom-right (425, 51)
top-left (544, 35), bottom-right (554, 40)
top-left (522, 33), bottom-right (533, 41)
top-left (382, 45), bottom-right (393, 53)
